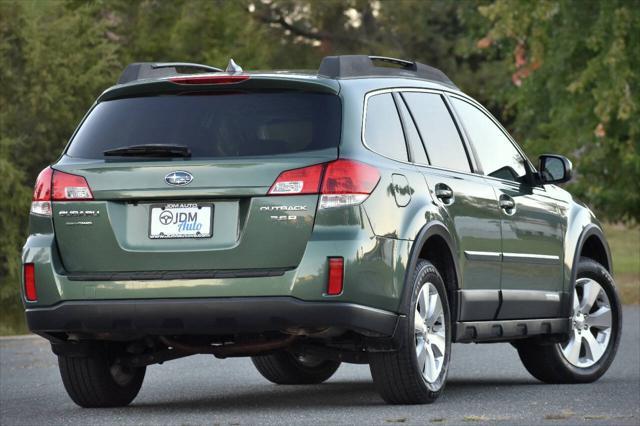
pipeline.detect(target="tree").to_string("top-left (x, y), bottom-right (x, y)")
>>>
top-left (478, 0), bottom-right (639, 222)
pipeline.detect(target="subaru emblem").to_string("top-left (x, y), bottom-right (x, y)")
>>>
top-left (165, 171), bottom-right (193, 186)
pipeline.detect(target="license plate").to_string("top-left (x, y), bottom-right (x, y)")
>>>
top-left (149, 203), bottom-right (213, 239)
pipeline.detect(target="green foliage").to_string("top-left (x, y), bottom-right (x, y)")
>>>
top-left (479, 0), bottom-right (640, 222)
top-left (1, 0), bottom-right (638, 332)
top-left (0, 139), bottom-right (30, 304)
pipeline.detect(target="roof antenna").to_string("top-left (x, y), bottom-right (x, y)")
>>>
top-left (225, 59), bottom-right (243, 73)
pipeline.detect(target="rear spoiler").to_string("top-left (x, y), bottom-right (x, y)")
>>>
top-left (99, 74), bottom-right (340, 102)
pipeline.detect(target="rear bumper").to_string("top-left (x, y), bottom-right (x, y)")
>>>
top-left (26, 297), bottom-right (400, 337)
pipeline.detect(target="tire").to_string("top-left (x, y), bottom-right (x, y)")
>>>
top-left (251, 351), bottom-right (340, 384)
top-left (517, 257), bottom-right (622, 384)
top-left (58, 343), bottom-right (146, 408)
top-left (369, 259), bottom-right (452, 404)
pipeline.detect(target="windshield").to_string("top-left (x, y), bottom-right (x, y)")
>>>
top-left (66, 92), bottom-right (341, 159)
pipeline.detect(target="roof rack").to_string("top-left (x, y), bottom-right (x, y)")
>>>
top-left (318, 55), bottom-right (457, 88)
top-left (117, 62), bottom-right (223, 85)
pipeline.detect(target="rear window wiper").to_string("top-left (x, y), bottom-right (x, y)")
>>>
top-left (103, 144), bottom-right (191, 158)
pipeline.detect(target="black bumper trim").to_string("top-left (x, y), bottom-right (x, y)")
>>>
top-left (26, 297), bottom-right (399, 337)
top-left (66, 268), bottom-right (292, 281)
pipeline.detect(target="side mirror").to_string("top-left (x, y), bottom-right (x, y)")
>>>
top-left (538, 154), bottom-right (572, 184)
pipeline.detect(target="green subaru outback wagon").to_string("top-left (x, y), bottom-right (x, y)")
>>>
top-left (22, 55), bottom-right (621, 407)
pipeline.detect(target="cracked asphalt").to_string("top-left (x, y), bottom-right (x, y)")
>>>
top-left (1, 306), bottom-right (638, 425)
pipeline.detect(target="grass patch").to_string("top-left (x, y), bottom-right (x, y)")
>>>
top-left (0, 303), bottom-right (29, 336)
top-left (604, 224), bottom-right (640, 304)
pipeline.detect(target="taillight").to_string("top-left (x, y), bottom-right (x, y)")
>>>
top-left (23, 263), bottom-right (37, 302)
top-left (268, 159), bottom-right (380, 209)
top-left (31, 167), bottom-right (53, 216)
top-left (327, 257), bottom-right (344, 296)
top-left (268, 164), bottom-right (325, 195)
top-left (30, 167), bottom-right (93, 217)
top-left (319, 160), bottom-right (380, 209)
top-left (52, 170), bottom-right (93, 201)
top-left (169, 74), bottom-right (249, 85)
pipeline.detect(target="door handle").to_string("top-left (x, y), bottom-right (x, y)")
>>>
top-left (499, 198), bottom-right (515, 209)
top-left (499, 195), bottom-right (516, 215)
top-left (434, 183), bottom-right (454, 205)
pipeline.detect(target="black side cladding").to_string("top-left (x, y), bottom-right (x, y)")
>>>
top-left (318, 55), bottom-right (458, 88)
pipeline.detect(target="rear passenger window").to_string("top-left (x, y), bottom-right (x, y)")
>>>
top-left (402, 93), bottom-right (470, 173)
top-left (364, 93), bottom-right (408, 162)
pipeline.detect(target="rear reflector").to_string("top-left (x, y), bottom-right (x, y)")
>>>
top-left (169, 74), bottom-right (250, 85)
top-left (268, 159), bottom-right (380, 209)
top-left (23, 263), bottom-right (36, 302)
top-left (327, 257), bottom-right (344, 296)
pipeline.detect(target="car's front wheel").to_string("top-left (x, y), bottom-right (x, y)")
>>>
top-left (58, 343), bottom-right (146, 408)
top-left (369, 259), bottom-right (451, 404)
top-left (516, 257), bottom-right (622, 383)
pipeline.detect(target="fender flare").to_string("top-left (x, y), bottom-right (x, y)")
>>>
top-left (563, 224), bottom-right (612, 316)
top-left (397, 220), bottom-right (461, 316)
top-left (572, 224), bottom-right (612, 277)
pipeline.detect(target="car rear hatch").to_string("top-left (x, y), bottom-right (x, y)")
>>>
top-left (51, 75), bottom-right (342, 274)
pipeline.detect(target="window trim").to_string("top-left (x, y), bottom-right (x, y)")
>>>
top-left (392, 92), bottom-right (429, 165)
top-left (361, 87), bottom-right (479, 175)
top-left (390, 92), bottom-right (414, 162)
top-left (396, 93), bottom-right (431, 165)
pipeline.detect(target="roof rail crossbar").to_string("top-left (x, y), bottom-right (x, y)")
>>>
top-left (318, 55), bottom-right (457, 88)
top-left (117, 62), bottom-right (223, 85)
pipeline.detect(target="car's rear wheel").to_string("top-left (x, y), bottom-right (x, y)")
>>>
top-left (58, 343), bottom-right (145, 408)
top-left (369, 260), bottom-right (451, 404)
top-left (251, 351), bottom-right (341, 384)
top-left (516, 257), bottom-right (622, 383)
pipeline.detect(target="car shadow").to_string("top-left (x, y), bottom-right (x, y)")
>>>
top-left (128, 377), bottom-right (542, 411)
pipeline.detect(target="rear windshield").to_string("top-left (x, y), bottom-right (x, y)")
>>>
top-left (66, 92), bottom-right (341, 159)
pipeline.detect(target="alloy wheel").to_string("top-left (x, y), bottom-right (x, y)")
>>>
top-left (414, 282), bottom-right (446, 383)
top-left (560, 278), bottom-right (613, 368)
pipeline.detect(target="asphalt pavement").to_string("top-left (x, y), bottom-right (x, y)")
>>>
top-left (1, 307), bottom-right (638, 425)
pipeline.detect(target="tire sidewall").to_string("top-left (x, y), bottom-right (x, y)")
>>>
top-left (552, 259), bottom-right (622, 380)
top-left (408, 260), bottom-right (452, 393)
